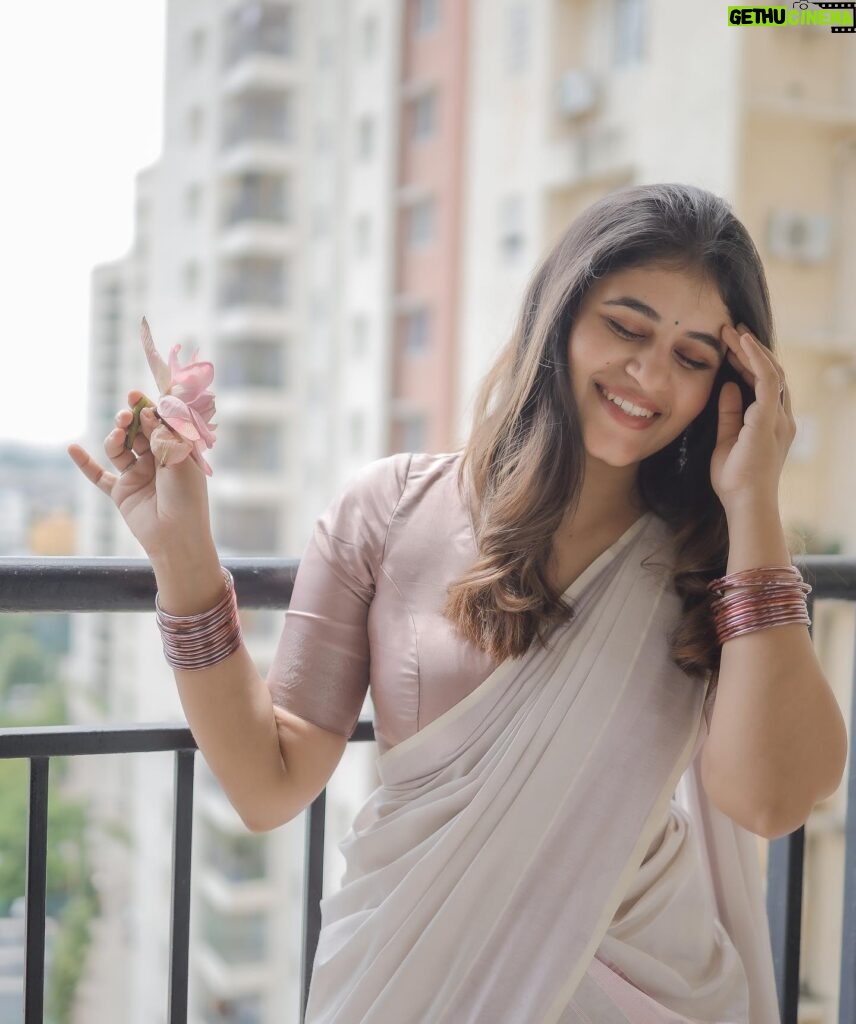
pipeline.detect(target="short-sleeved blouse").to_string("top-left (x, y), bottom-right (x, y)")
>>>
top-left (266, 450), bottom-right (712, 760)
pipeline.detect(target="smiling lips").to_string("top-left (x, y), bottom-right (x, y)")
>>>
top-left (595, 382), bottom-right (662, 430)
top-left (596, 381), bottom-right (662, 415)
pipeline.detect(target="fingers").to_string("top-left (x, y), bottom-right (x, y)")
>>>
top-left (117, 407), bottom-right (152, 455)
top-left (67, 402), bottom-right (153, 495)
top-left (722, 323), bottom-right (783, 385)
top-left (67, 443), bottom-right (118, 497)
top-left (721, 322), bottom-right (791, 419)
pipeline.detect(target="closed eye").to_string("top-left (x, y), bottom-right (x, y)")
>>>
top-left (605, 318), bottom-right (710, 371)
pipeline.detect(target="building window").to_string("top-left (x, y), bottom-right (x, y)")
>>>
top-left (613, 0), bottom-right (646, 67)
top-left (188, 27), bottom-right (206, 64)
top-left (184, 183), bottom-right (202, 220)
top-left (407, 197), bottom-right (435, 248)
top-left (224, 3), bottom-right (296, 67)
top-left (199, 896), bottom-right (268, 964)
top-left (361, 15), bottom-right (379, 59)
top-left (219, 339), bottom-right (287, 389)
top-left (403, 308), bottom-right (430, 355)
top-left (413, 0), bottom-right (440, 34)
top-left (402, 415), bottom-right (426, 452)
top-left (411, 91), bottom-right (437, 140)
top-left (506, 3), bottom-right (531, 74)
top-left (221, 90), bottom-right (295, 149)
top-left (187, 106), bottom-right (204, 143)
top-left (499, 194), bottom-right (525, 262)
top-left (356, 115), bottom-right (375, 160)
top-left (215, 503), bottom-right (279, 554)
top-left (219, 256), bottom-right (287, 308)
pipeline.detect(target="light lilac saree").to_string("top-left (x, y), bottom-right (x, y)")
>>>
top-left (303, 513), bottom-right (780, 1023)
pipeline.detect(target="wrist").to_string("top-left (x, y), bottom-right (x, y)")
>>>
top-left (723, 493), bottom-right (780, 524)
top-left (151, 543), bottom-right (227, 616)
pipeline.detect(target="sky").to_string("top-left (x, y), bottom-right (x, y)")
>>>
top-left (0, 1), bottom-right (166, 450)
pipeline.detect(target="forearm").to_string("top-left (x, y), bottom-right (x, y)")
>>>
top-left (706, 498), bottom-right (848, 835)
top-left (151, 544), bottom-right (289, 832)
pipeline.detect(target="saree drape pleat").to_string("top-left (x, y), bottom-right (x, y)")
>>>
top-left (303, 513), bottom-right (779, 1023)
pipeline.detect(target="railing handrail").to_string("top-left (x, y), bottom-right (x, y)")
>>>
top-left (2, 552), bottom-right (853, 611)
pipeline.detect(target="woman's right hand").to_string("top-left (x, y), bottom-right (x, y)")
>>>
top-left (67, 388), bottom-right (214, 561)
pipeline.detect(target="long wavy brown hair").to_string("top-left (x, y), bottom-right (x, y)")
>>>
top-left (442, 182), bottom-right (803, 707)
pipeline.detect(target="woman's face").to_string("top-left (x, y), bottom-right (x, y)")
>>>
top-left (567, 264), bottom-right (732, 469)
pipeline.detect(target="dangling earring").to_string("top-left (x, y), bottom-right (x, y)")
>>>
top-left (677, 429), bottom-right (689, 473)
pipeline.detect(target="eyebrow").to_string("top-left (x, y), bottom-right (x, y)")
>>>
top-left (602, 296), bottom-right (726, 357)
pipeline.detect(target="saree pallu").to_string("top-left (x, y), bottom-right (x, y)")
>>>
top-left (303, 513), bottom-right (780, 1023)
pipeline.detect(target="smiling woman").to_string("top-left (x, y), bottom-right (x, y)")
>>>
top-left (270, 184), bottom-right (795, 1023)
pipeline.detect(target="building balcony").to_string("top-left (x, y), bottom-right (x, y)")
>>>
top-left (222, 56), bottom-right (298, 97)
top-left (216, 307), bottom-right (295, 338)
top-left (218, 222), bottom-right (295, 258)
top-left (218, 143), bottom-right (297, 178)
top-left (541, 123), bottom-right (635, 191)
top-left (1, 556), bottom-right (855, 1022)
top-left (747, 94), bottom-right (856, 128)
top-left (222, 4), bottom-right (296, 73)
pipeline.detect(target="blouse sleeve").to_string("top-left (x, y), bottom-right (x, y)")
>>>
top-left (266, 453), bottom-right (412, 739)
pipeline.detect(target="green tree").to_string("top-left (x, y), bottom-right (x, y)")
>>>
top-left (0, 631), bottom-right (51, 703)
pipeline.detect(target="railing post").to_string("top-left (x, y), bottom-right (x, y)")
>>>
top-left (300, 790), bottom-right (326, 1023)
top-left (167, 748), bottom-right (195, 1024)
top-left (24, 756), bottom-right (49, 1024)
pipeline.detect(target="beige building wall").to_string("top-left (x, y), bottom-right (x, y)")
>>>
top-left (390, 0), bottom-right (469, 453)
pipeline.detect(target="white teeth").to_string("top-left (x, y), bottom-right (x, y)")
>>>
top-left (598, 385), bottom-right (656, 419)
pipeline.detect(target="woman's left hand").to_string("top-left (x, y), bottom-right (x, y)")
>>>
top-left (709, 322), bottom-right (797, 514)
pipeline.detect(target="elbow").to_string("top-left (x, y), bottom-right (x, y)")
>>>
top-left (242, 812), bottom-right (283, 834)
top-left (756, 801), bottom-right (807, 841)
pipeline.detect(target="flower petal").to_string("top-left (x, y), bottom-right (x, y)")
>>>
top-left (150, 425), bottom-right (193, 468)
top-left (189, 444), bottom-right (214, 477)
top-left (173, 361), bottom-right (215, 396)
top-left (187, 390), bottom-right (216, 423)
top-left (141, 318), bottom-right (173, 395)
top-left (188, 404), bottom-right (217, 447)
top-left (156, 395), bottom-right (203, 442)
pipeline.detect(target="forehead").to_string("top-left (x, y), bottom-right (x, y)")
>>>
top-left (586, 265), bottom-right (729, 320)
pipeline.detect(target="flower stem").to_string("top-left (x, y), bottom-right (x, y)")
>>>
top-left (124, 393), bottom-right (186, 450)
top-left (124, 395), bottom-right (156, 450)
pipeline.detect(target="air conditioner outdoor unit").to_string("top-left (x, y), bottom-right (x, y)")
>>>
top-left (766, 210), bottom-right (831, 264)
top-left (556, 70), bottom-right (598, 119)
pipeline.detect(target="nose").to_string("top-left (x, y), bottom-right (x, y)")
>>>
top-left (624, 353), bottom-right (672, 406)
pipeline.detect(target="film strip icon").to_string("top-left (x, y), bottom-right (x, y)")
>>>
top-left (808, 2), bottom-right (856, 31)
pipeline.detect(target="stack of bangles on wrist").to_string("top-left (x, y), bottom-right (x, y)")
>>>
top-left (155, 566), bottom-right (243, 670)
top-left (708, 564), bottom-right (812, 646)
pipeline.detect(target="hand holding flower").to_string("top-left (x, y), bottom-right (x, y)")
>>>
top-left (127, 317), bottom-right (219, 476)
top-left (66, 317), bottom-right (219, 563)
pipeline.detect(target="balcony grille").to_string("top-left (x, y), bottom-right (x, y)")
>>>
top-left (1, 555), bottom-right (855, 1023)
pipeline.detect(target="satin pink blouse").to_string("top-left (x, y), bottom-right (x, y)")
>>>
top-left (266, 450), bottom-right (710, 762)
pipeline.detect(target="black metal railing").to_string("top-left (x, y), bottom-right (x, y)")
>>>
top-left (1, 555), bottom-right (854, 1023)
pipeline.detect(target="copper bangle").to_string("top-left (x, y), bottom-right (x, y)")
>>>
top-left (155, 566), bottom-right (243, 670)
top-left (708, 564), bottom-right (811, 646)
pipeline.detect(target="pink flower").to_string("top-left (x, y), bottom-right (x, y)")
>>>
top-left (140, 316), bottom-right (218, 476)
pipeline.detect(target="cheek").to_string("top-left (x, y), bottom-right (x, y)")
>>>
top-left (683, 386), bottom-right (716, 426)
